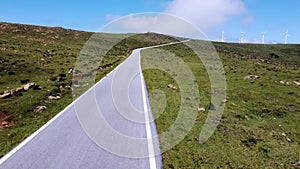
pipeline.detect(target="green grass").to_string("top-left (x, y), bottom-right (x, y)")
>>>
top-left (0, 22), bottom-right (299, 168)
top-left (142, 42), bottom-right (300, 168)
top-left (0, 22), bottom-right (92, 157)
top-left (0, 22), bottom-right (177, 158)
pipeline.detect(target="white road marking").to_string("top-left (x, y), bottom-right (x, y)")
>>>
top-left (0, 50), bottom-right (129, 165)
top-left (138, 50), bottom-right (157, 169)
top-left (138, 40), bottom-right (189, 169)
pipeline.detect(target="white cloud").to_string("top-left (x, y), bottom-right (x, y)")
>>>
top-left (105, 14), bottom-right (122, 22)
top-left (164, 0), bottom-right (247, 30)
top-left (101, 13), bottom-right (204, 39)
top-left (101, 0), bottom-right (248, 39)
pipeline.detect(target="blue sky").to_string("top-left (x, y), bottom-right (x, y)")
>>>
top-left (1, 0), bottom-right (299, 44)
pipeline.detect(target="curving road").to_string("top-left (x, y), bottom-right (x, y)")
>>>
top-left (0, 41), bottom-right (187, 169)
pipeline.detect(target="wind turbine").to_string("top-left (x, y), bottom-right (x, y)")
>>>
top-left (221, 31), bottom-right (225, 42)
top-left (240, 32), bottom-right (245, 43)
top-left (284, 29), bottom-right (289, 44)
top-left (261, 32), bottom-right (265, 44)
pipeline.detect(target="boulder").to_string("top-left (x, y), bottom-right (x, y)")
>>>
top-left (48, 95), bottom-right (61, 100)
top-left (2, 121), bottom-right (8, 126)
top-left (34, 106), bottom-right (47, 113)
top-left (15, 87), bottom-right (24, 93)
top-left (23, 83), bottom-right (35, 90)
top-left (167, 84), bottom-right (178, 90)
top-left (68, 68), bottom-right (73, 74)
top-left (293, 81), bottom-right (300, 86)
top-left (244, 75), bottom-right (260, 80)
top-left (291, 161), bottom-right (300, 167)
top-left (0, 91), bottom-right (13, 99)
top-left (198, 107), bottom-right (206, 111)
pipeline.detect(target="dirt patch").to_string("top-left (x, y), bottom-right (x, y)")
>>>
top-left (0, 111), bottom-right (14, 129)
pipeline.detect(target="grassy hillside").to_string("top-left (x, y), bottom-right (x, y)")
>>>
top-left (213, 42), bottom-right (300, 67)
top-left (143, 42), bottom-right (299, 168)
top-left (0, 22), bottom-right (299, 168)
top-left (0, 22), bottom-right (91, 156)
top-left (0, 22), bottom-right (177, 157)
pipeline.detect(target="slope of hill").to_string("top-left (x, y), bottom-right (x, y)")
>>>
top-left (213, 42), bottom-right (300, 67)
top-left (146, 42), bottom-right (299, 168)
top-left (0, 22), bottom-right (299, 168)
top-left (0, 22), bottom-right (177, 158)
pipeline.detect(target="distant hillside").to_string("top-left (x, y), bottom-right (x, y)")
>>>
top-left (213, 42), bottom-right (300, 67)
top-left (0, 21), bottom-right (92, 41)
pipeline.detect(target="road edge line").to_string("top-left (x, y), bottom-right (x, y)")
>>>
top-left (138, 49), bottom-right (157, 169)
top-left (0, 50), bottom-right (135, 165)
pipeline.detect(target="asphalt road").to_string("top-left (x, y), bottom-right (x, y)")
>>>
top-left (0, 41), bottom-right (187, 169)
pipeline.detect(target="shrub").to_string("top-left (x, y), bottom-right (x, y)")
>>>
top-left (50, 77), bottom-right (57, 81)
top-left (20, 79), bottom-right (30, 84)
top-left (8, 71), bottom-right (16, 75)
